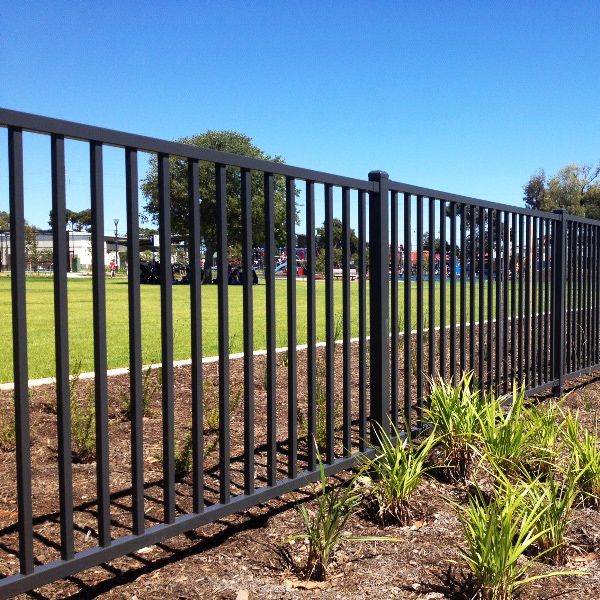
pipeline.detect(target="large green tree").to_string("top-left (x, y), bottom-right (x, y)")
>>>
top-left (0, 211), bottom-right (9, 230)
top-left (48, 208), bottom-right (93, 231)
top-left (314, 218), bottom-right (359, 271)
top-left (141, 131), bottom-right (298, 282)
top-left (523, 163), bottom-right (600, 219)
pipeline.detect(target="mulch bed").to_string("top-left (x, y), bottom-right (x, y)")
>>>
top-left (2, 339), bottom-right (600, 599)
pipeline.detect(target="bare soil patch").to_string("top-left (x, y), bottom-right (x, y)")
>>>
top-left (2, 346), bottom-right (600, 599)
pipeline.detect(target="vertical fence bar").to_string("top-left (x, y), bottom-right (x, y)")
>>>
top-left (439, 200), bottom-right (446, 380)
top-left (585, 224), bottom-right (591, 369)
top-left (537, 218), bottom-right (544, 386)
top-left (580, 222), bottom-right (585, 369)
top-left (416, 196), bottom-right (424, 424)
top-left (566, 221), bottom-right (572, 373)
top-left (125, 148), bottom-right (144, 533)
top-left (390, 190), bottom-right (399, 428)
top-left (545, 219), bottom-right (551, 379)
top-left (544, 219), bottom-right (550, 381)
top-left (90, 141), bottom-right (110, 547)
top-left (429, 197), bottom-right (436, 379)
top-left (469, 205), bottom-right (476, 374)
top-left (368, 171), bottom-right (390, 442)
top-left (241, 168), bottom-right (254, 494)
top-left (342, 186), bottom-right (352, 454)
top-left (487, 210), bottom-right (494, 391)
top-left (495, 212), bottom-right (502, 393)
top-left (51, 134), bottom-right (74, 560)
top-left (553, 210), bottom-right (566, 394)
top-left (478, 207), bottom-right (485, 386)
top-left (510, 213), bottom-right (517, 383)
top-left (591, 225), bottom-right (596, 369)
top-left (503, 214), bottom-right (509, 392)
top-left (264, 172), bottom-right (277, 485)
top-left (158, 153), bottom-right (176, 520)
top-left (8, 127), bottom-right (34, 574)
top-left (576, 222), bottom-right (581, 371)
top-left (518, 214), bottom-right (524, 384)
top-left (531, 217), bottom-right (538, 386)
top-left (286, 176), bottom-right (298, 475)
top-left (188, 159), bottom-right (204, 510)
top-left (306, 181), bottom-right (318, 464)
top-left (357, 189), bottom-right (367, 450)
top-left (404, 193), bottom-right (413, 422)
top-left (324, 183), bottom-right (335, 460)
top-left (460, 204), bottom-right (466, 375)
top-left (215, 163), bottom-right (230, 503)
top-left (567, 221), bottom-right (577, 372)
top-left (449, 202), bottom-right (457, 384)
top-left (592, 226), bottom-right (600, 365)
top-left (525, 216), bottom-right (532, 386)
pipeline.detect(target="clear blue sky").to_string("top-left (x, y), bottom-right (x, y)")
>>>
top-left (0, 0), bottom-right (598, 236)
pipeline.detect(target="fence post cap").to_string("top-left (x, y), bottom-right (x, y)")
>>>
top-left (553, 208), bottom-right (568, 215)
top-left (368, 170), bottom-right (389, 181)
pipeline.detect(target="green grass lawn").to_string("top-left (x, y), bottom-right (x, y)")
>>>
top-left (0, 275), bottom-right (507, 382)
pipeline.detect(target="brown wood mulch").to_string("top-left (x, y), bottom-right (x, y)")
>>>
top-left (1, 339), bottom-right (600, 599)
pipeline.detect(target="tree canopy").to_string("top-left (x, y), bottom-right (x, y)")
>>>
top-left (48, 208), bottom-right (93, 231)
top-left (141, 131), bottom-right (298, 279)
top-left (523, 163), bottom-right (600, 219)
top-left (314, 218), bottom-right (359, 270)
top-left (0, 211), bottom-right (9, 230)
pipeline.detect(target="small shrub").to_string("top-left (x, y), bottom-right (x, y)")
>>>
top-left (203, 382), bottom-right (242, 433)
top-left (286, 455), bottom-right (396, 581)
top-left (0, 402), bottom-right (16, 452)
top-left (478, 386), bottom-right (533, 479)
top-left (425, 372), bottom-right (484, 481)
top-left (71, 385), bottom-right (96, 463)
top-left (453, 479), bottom-right (581, 600)
top-left (565, 410), bottom-right (600, 507)
top-left (521, 468), bottom-right (581, 565)
top-left (361, 422), bottom-right (437, 525)
top-left (174, 427), bottom-right (194, 478)
top-left (120, 365), bottom-right (160, 420)
top-left (524, 400), bottom-right (564, 476)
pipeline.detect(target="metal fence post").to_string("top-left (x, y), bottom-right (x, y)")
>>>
top-left (553, 209), bottom-right (567, 396)
top-left (368, 170), bottom-right (390, 442)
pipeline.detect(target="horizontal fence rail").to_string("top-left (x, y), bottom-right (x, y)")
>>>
top-left (0, 108), bottom-right (599, 598)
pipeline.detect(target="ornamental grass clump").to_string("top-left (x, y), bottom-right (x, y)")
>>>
top-left (425, 372), bottom-right (484, 481)
top-left (520, 466), bottom-right (581, 565)
top-left (477, 385), bottom-right (533, 479)
top-left (361, 422), bottom-right (437, 525)
top-left (565, 410), bottom-right (600, 507)
top-left (524, 400), bottom-right (564, 477)
top-left (286, 454), bottom-right (399, 581)
top-left (453, 479), bottom-right (581, 600)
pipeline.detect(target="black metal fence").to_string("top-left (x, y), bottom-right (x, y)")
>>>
top-left (0, 108), bottom-right (598, 598)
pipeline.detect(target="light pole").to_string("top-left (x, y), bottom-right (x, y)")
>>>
top-left (113, 219), bottom-right (119, 270)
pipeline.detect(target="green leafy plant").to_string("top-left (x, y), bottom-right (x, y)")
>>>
top-left (120, 365), bottom-right (160, 420)
top-left (565, 410), bottom-right (600, 507)
top-left (453, 479), bottom-right (582, 600)
top-left (71, 385), bottom-right (96, 463)
top-left (524, 399), bottom-right (564, 476)
top-left (0, 402), bottom-right (16, 451)
top-left (425, 372), bottom-right (484, 481)
top-left (520, 467), bottom-right (581, 565)
top-left (477, 385), bottom-right (533, 479)
top-left (203, 382), bottom-right (242, 433)
top-left (361, 422), bottom-right (437, 524)
top-left (286, 453), bottom-right (399, 581)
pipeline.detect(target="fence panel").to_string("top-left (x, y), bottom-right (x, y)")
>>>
top-left (1, 107), bottom-right (600, 598)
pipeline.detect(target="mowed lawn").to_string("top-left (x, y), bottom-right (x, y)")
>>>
top-left (0, 276), bottom-right (495, 382)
